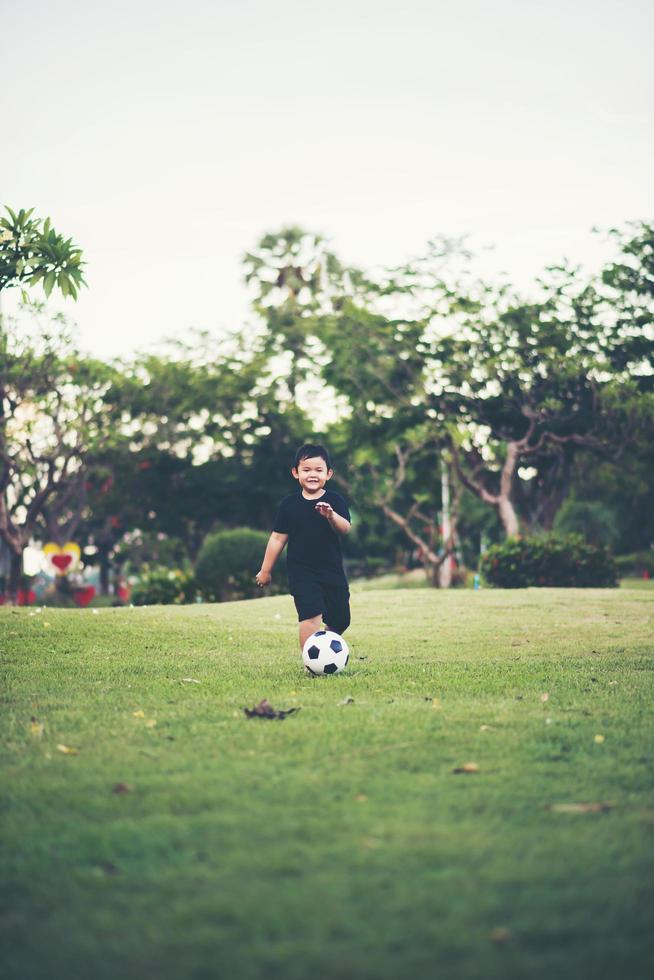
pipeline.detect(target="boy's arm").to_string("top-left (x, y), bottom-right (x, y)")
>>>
top-left (255, 532), bottom-right (288, 587)
top-left (314, 501), bottom-right (351, 535)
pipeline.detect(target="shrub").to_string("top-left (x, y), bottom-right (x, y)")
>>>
top-left (481, 534), bottom-right (617, 588)
top-left (614, 551), bottom-right (654, 577)
top-left (195, 528), bottom-right (282, 601)
top-left (131, 567), bottom-right (196, 606)
top-left (114, 531), bottom-right (190, 575)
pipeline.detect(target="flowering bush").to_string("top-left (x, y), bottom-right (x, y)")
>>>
top-left (480, 535), bottom-right (617, 588)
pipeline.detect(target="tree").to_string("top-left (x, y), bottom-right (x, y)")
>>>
top-left (244, 227), bottom-right (347, 399)
top-left (441, 225), bottom-right (654, 536)
top-left (600, 220), bottom-right (653, 387)
top-left (0, 206), bottom-right (86, 300)
top-left (0, 208), bottom-right (88, 599)
top-left (81, 332), bottom-right (315, 580)
top-left (0, 311), bottom-right (116, 598)
top-left (316, 292), bottom-right (461, 583)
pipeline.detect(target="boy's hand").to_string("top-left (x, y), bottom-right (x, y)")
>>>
top-left (255, 569), bottom-right (272, 587)
top-left (315, 501), bottom-right (334, 520)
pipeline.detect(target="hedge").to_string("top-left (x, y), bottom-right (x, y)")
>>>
top-left (480, 535), bottom-right (617, 588)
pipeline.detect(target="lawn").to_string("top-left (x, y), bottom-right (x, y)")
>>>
top-left (1, 587), bottom-right (653, 980)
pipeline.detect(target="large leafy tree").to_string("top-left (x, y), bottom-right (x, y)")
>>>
top-left (0, 208), bottom-right (88, 599)
top-left (440, 224), bottom-right (654, 536)
top-left (0, 311), bottom-right (117, 597)
top-left (243, 226), bottom-right (348, 399)
top-left (80, 333), bottom-right (315, 581)
top-left (600, 220), bottom-right (653, 385)
top-left (315, 290), bottom-right (461, 581)
top-left (316, 225), bottom-right (653, 541)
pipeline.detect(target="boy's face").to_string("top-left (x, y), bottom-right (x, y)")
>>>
top-left (292, 456), bottom-right (333, 495)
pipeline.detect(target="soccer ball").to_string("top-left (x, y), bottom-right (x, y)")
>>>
top-left (302, 630), bottom-right (349, 675)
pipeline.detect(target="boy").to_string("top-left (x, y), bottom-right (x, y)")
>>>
top-left (255, 443), bottom-right (352, 650)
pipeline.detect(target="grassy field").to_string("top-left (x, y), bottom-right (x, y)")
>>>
top-left (1, 587), bottom-right (653, 980)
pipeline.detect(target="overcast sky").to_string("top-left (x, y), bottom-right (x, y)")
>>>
top-left (2, 0), bottom-right (652, 358)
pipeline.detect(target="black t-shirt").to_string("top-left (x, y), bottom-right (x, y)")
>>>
top-left (273, 490), bottom-right (351, 588)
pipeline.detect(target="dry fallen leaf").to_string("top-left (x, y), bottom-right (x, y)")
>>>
top-left (113, 782), bottom-right (132, 794)
top-left (94, 861), bottom-right (120, 876)
top-left (145, 719), bottom-right (157, 728)
top-left (181, 678), bottom-right (200, 684)
top-left (57, 744), bottom-right (79, 755)
top-left (431, 698), bottom-right (442, 710)
top-left (594, 734), bottom-right (605, 744)
top-left (490, 927), bottom-right (511, 944)
top-left (453, 762), bottom-right (480, 774)
top-left (30, 718), bottom-right (44, 737)
top-left (132, 710), bottom-right (145, 718)
top-left (550, 801), bottom-right (616, 814)
top-left (540, 692), bottom-right (549, 703)
top-left (355, 793), bottom-right (368, 803)
top-left (243, 698), bottom-right (300, 720)
top-left (480, 724), bottom-right (492, 732)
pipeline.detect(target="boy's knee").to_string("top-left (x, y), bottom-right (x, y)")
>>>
top-left (326, 606), bottom-right (350, 635)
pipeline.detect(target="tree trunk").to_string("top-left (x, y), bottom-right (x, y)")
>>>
top-left (99, 549), bottom-right (110, 596)
top-left (496, 441), bottom-right (521, 537)
top-left (7, 549), bottom-right (22, 603)
top-left (379, 502), bottom-right (446, 586)
top-left (497, 495), bottom-right (520, 537)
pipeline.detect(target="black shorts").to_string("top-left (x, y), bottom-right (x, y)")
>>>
top-left (292, 580), bottom-right (351, 635)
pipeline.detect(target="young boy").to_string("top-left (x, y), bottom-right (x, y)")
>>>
top-left (255, 443), bottom-right (352, 650)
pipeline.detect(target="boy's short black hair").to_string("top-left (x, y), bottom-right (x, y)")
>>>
top-left (294, 443), bottom-right (331, 470)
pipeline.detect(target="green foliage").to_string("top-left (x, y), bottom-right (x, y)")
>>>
top-left (481, 534), bottom-right (617, 588)
top-left (553, 499), bottom-right (620, 548)
top-left (600, 221), bottom-right (654, 387)
top-left (614, 551), bottom-right (654, 577)
top-left (195, 528), bottom-right (279, 601)
top-left (0, 309), bottom-right (120, 568)
top-left (131, 567), bottom-right (196, 606)
top-left (243, 226), bottom-right (347, 398)
top-left (115, 532), bottom-right (191, 575)
top-left (0, 205), bottom-right (86, 298)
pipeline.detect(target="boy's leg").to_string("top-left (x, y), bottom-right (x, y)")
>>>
top-left (292, 578), bottom-right (325, 650)
top-left (323, 585), bottom-right (351, 635)
top-left (299, 615), bottom-right (322, 650)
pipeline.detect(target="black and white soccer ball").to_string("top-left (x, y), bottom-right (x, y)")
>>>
top-left (302, 630), bottom-right (349, 675)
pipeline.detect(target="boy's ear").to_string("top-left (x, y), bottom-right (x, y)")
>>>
top-left (291, 467), bottom-right (299, 480)
top-left (326, 468), bottom-right (334, 480)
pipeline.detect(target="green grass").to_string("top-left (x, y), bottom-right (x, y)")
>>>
top-left (1, 588), bottom-right (653, 980)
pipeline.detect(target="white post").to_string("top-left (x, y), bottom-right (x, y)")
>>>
top-left (438, 456), bottom-right (452, 588)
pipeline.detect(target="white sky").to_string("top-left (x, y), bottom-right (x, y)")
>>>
top-left (2, 0), bottom-right (653, 358)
